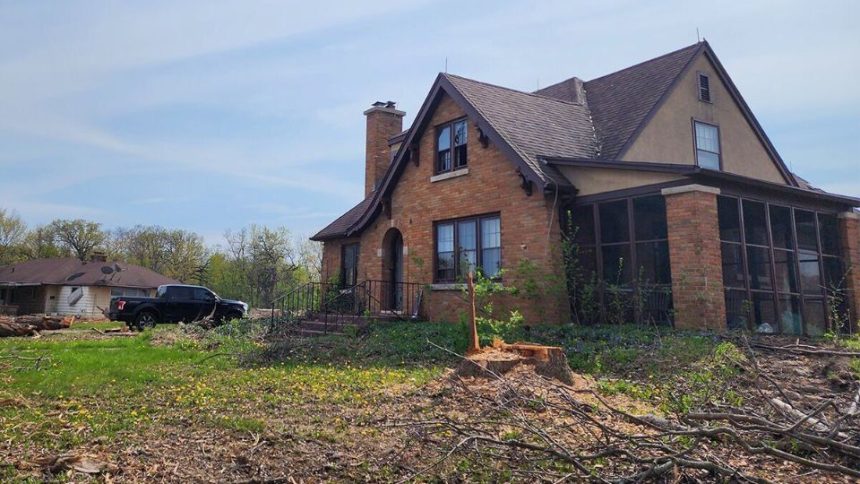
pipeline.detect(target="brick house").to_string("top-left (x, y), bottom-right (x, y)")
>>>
top-left (311, 41), bottom-right (860, 334)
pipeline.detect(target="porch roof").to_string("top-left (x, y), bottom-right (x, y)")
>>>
top-left (542, 157), bottom-right (860, 208)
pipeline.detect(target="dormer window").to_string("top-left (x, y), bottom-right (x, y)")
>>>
top-left (698, 73), bottom-right (711, 103)
top-left (694, 121), bottom-right (721, 170)
top-left (436, 119), bottom-right (468, 174)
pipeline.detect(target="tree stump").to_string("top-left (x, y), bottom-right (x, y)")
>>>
top-left (456, 340), bottom-right (574, 385)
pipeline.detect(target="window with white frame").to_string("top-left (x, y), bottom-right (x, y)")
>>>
top-left (694, 121), bottom-right (721, 170)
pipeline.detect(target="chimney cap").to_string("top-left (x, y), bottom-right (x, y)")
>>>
top-left (364, 100), bottom-right (406, 117)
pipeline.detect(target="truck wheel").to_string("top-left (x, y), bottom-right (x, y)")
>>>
top-left (135, 311), bottom-right (157, 330)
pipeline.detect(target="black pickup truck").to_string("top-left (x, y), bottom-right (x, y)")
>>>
top-left (107, 284), bottom-right (248, 330)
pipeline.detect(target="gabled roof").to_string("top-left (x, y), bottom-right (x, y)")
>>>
top-left (445, 74), bottom-right (598, 187)
top-left (313, 41), bottom-right (809, 240)
top-left (0, 257), bottom-right (180, 288)
top-left (578, 43), bottom-right (703, 160)
top-left (311, 197), bottom-right (372, 240)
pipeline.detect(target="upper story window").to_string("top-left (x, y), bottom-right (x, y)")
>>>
top-left (698, 73), bottom-right (711, 103)
top-left (436, 119), bottom-right (468, 174)
top-left (435, 214), bottom-right (500, 283)
top-left (694, 121), bottom-right (721, 170)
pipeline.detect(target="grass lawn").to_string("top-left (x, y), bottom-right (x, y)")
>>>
top-left (1, 320), bottom-right (856, 481)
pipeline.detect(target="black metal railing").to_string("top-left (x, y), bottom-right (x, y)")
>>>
top-left (270, 280), bottom-right (424, 334)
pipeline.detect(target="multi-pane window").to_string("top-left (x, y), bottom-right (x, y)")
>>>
top-left (341, 243), bottom-right (359, 287)
top-left (718, 195), bottom-right (847, 335)
top-left (694, 121), bottom-right (721, 170)
top-left (571, 195), bottom-right (672, 324)
top-left (436, 119), bottom-right (468, 174)
top-left (435, 214), bottom-right (500, 282)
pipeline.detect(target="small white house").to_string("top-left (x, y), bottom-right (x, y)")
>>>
top-left (0, 256), bottom-right (179, 319)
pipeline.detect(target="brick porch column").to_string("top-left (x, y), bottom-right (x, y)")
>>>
top-left (662, 185), bottom-right (726, 331)
top-left (839, 211), bottom-right (860, 328)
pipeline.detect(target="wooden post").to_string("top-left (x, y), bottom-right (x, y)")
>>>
top-left (467, 271), bottom-right (480, 355)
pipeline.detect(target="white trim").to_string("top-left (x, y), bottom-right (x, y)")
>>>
top-left (661, 184), bottom-right (721, 196)
top-left (838, 211), bottom-right (860, 220)
top-left (430, 167), bottom-right (469, 183)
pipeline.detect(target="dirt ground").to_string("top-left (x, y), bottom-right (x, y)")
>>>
top-left (2, 328), bottom-right (859, 482)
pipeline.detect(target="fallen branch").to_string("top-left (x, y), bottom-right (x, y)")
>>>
top-left (750, 342), bottom-right (860, 357)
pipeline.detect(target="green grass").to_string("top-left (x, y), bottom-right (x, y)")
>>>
top-left (0, 318), bottom-right (725, 469)
top-left (67, 321), bottom-right (125, 331)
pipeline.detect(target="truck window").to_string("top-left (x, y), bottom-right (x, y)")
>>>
top-left (166, 286), bottom-right (194, 300)
top-left (193, 288), bottom-right (215, 301)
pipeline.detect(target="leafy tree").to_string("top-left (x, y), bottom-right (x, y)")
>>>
top-left (21, 226), bottom-right (67, 260)
top-left (111, 225), bottom-right (208, 283)
top-left (49, 219), bottom-right (107, 260)
top-left (214, 225), bottom-right (297, 307)
top-left (0, 209), bottom-right (27, 265)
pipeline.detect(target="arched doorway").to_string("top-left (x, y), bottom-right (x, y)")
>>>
top-left (381, 228), bottom-right (404, 311)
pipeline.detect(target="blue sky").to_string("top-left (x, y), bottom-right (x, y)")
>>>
top-left (1, 0), bottom-right (858, 246)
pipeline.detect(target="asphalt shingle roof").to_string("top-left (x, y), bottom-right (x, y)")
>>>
top-left (0, 258), bottom-right (180, 288)
top-left (313, 41), bottom-right (834, 240)
top-left (444, 74), bottom-right (598, 186)
top-left (537, 43), bottom-right (703, 159)
top-left (311, 197), bottom-right (373, 240)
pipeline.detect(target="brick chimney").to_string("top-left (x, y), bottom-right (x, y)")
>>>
top-left (364, 101), bottom-right (405, 196)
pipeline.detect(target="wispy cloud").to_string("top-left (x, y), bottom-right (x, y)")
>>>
top-left (0, 0), bottom-right (857, 239)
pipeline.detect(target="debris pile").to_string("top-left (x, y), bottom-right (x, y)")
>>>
top-left (0, 314), bottom-right (74, 337)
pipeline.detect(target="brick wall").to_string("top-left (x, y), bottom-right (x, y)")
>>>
top-left (323, 93), bottom-right (570, 324)
top-left (839, 212), bottom-right (860, 330)
top-left (364, 106), bottom-right (404, 197)
top-left (662, 185), bottom-right (726, 330)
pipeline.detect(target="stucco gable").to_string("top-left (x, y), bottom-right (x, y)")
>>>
top-left (621, 49), bottom-right (795, 186)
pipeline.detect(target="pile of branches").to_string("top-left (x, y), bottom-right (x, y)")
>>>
top-left (390, 343), bottom-right (860, 482)
top-left (0, 314), bottom-right (73, 337)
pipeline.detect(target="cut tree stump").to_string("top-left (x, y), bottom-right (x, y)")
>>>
top-left (456, 339), bottom-right (574, 385)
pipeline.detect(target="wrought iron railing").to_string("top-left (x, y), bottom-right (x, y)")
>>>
top-left (270, 280), bottom-right (424, 334)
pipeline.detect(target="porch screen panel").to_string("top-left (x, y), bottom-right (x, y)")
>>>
top-left (572, 194), bottom-right (671, 325)
top-left (717, 195), bottom-right (847, 335)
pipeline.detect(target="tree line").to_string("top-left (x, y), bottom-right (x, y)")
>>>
top-left (0, 208), bottom-right (321, 308)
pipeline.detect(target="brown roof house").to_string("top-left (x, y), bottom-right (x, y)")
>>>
top-left (310, 41), bottom-right (860, 336)
top-left (0, 255), bottom-right (179, 319)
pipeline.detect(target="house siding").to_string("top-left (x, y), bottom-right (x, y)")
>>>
top-left (322, 94), bottom-right (570, 324)
top-left (557, 166), bottom-right (684, 196)
top-left (50, 285), bottom-right (107, 319)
